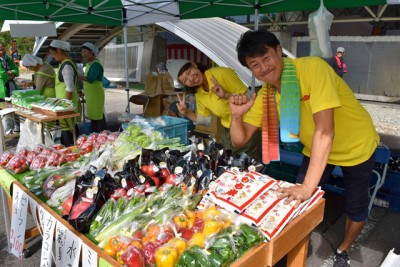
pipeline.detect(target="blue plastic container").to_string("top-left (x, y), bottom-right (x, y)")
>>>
top-left (122, 116), bottom-right (189, 144)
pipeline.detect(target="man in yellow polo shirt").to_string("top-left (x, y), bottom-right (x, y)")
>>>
top-left (229, 29), bottom-right (379, 267)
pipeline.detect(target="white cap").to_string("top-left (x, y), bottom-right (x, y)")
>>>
top-left (49, 40), bottom-right (70, 51)
top-left (337, 47), bottom-right (345, 53)
top-left (166, 59), bottom-right (190, 83)
top-left (81, 42), bottom-right (98, 56)
top-left (22, 54), bottom-right (42, 66)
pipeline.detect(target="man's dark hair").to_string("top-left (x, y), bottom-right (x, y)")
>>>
top-left (236, 28), bottom-right (281, 67)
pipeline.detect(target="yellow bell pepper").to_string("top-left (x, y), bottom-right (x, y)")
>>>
top-left (155, 246), bottom-right (179, 267)
top-left (168, 238), bottom-right (187, 256)
top-left (185, 211), bottom-right (196, 229)
top-left (173, 215), bottom-right (188, 229)
top-left (115, 249), bottom-right (126, 264)
top-left (203, 206), bottom-right (221, 219)
top-left (188, 232), bottom-right (205, 248)
top-left (203, 219), bottom-right (221, 237)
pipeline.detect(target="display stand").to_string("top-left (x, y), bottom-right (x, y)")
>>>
top-left (0, 168), bottom-right (325, 266)
top-left (0, 102), bottom-right (80, 150)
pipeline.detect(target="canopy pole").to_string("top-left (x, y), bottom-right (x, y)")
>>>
top-left (123, 25), bottom-right (130, 113)
top-left (251, 0), bottom-right (260, 91)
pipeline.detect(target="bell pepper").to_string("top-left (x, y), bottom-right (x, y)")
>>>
top-left (239, 224), bottom-right (264, 247)
top-left (143, 242), bottom-right (159, 265)
top-left (187, 245), bottom-right (210, 267)
top-left (147, 224), bottom-right (160, 239)
top-left (103, 243), bottom-right (116, 258)
top-left (130, 240), bottom-right (143, 250)
top-left (185, 210), bottom-right (196, 229)
top-left (188, 232), bottom-right (205, 248)
top-left (208, 251), bottom-right (225, 267)
top-left (175, 249), bottom-right (197, 267)
top-left (155, 246), bottom-right (179, 267)
top-left (168, 238), bottom-right (187, 256)
top-left (116, 249), bottom-right (126, 264)
top-left (121, 246), bottom-right (146, 267)
top-left (203, 219), bottom-right (221, 237)
top-left (173, 215), bottom-right (188, 229)
top-left (109, 236), bottom-right (129, 252)
top-left (203, 206), bottom-right (221, 219)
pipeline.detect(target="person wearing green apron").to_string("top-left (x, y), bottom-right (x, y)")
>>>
top-left (48, 40), bottom-right (79, 147)
top-left (79, 42), bottom-right (107, 133)
top-left (21, 54), bottom-right (56, 98)
top-left (0, 41), bottom-right (20, 135)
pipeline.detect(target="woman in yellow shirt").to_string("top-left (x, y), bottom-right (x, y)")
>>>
top-left (166, 59), bottom-right (261, 162)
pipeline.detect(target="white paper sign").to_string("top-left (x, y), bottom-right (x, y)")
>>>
top-left (82, 243), bottom-right (98, 267)
top-left (9, 184), bottom-right (29, 259)
top-left (39, 208), bottom-right (57, 267)
top-left (62, 231), bottom-right (82, 267)
top-left (28, 197), bottom-right (42, 235)
top-left (55, 222), bottom-right (68, 267)
top-left (38, 205), bottom-right (46, 230)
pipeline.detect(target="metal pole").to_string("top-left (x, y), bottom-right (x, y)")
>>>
top-left (123, 25), bottom-right (130, 113)
top-left (251, 1), bottom-right (260, 92)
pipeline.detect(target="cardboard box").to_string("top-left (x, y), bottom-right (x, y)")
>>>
top-left (194, 114), bottom-right (223, 141)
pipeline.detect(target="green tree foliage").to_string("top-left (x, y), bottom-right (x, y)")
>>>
top-left (0, 21), bottom-right (35, 56)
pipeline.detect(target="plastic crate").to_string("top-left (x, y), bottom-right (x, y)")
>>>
top-left (376, 192), bottom-right (400, 213)
top-left (122, 116), bottom-right (189, 144)
top-left (379, 170), bottom-right (400, 196)
top-left (154, 116), bottom-right (189, 144)
top-left (263, 162), bottom-right (299, 183)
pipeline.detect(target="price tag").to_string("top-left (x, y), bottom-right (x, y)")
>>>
top-left (28, 197), bottom-right (42, 235)
top-left (62, 231), bottom-right (82, 267)
top-left (55, 222), bottom-right (68, 267)
top-left (39, 208), bottom-right (57, 267)
top-left (9, 184), bottom-right (29, 259)
top-left (82, 243), bottom-right (98, 267)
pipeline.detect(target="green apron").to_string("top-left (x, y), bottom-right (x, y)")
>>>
top-left (34, 71), bottom-right (56, 98)
top-left (83, 59), bottom-right (104, 120)
top-left (55, 59), bottom-right (79, 131)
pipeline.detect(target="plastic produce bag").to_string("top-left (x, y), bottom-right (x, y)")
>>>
top-left (16, 119), bottom-right (57, 151)
top-left (308, 0), bottom-right (334, 58)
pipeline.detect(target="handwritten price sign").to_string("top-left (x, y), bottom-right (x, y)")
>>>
top-left (82, 243), bottom-right (98, 267)
top-left (9, 184), bottom-right (28, 259)
top-left (39, 206), bottom-right (57, 267)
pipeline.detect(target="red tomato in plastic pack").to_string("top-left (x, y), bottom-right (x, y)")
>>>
top-left (64, 153), bottom-right (81, 163)
top-left (79, 142), bottom-right (94, 155)
top-left (26, 151), bottom-right (38, 164)
top-left (6, 155), bottom-right (28, 174)
top-left (51, 144), bottom-right (65, 150)
top-left (0, 150), bottom-right (15, 166)
top-left (76, 135), bottom-right (88, 146)
top-left (30, 156), bottom-right (48, 171)
top-left (17, 148), bottom-right (30, 157)
top-left (108, 132), bottom-right (120, 142)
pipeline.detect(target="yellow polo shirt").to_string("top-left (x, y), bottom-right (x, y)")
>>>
top-left (246, 57), bottom-right (379, 166)
top-left (196, 67), bottom-right (250, 128)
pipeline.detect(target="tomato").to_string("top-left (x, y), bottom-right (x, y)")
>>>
top-left (149, 176), bottom-right (160, 187)
top-left (165, 174), bottom-right (177, 185)
top-left (141, 164), bottom-right (157, 176)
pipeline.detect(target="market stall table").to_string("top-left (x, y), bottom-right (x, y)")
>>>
top-left (0, 102), bottom-right (80, 150)
top-left (0, 166), bottom-right (325, 266)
